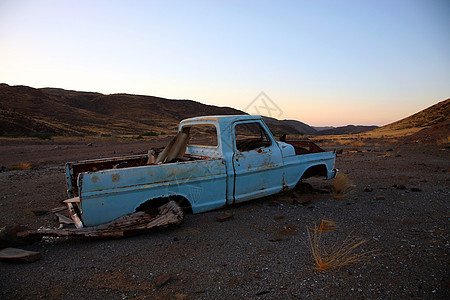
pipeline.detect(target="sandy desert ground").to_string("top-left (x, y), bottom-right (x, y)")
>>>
top-left (0, 137), bottom-right (448, 299)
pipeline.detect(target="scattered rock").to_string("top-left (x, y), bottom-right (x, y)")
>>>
top-left (87, 143), bottom-right (93, 147)
top-left (269, 237), bottom-right (283, 242)
top-left (364, 188), bottom-right (373, 192)
top-left (216, 212), bottom-right (233, 222)
top-left (314, 187), bottom-right (331, 194)
top-left (0, 247), bottom-right (41, 263)
top-left (175, 293), bottom-right (189, 300)
top-left (411, 187), bottom-right (422, 192)
top-left (154, 273), bottom-right (171, 287)
top-left (375, 196), bottom-right (386, 200)
top-left (273, 215), bottom-right (284, 220)
top-left (0, 225), bottom-right (41, 248)
top-left (291, 192), bottom-right (313, 205)
top-left (294, 182), bottom-right (313, 194)
top-left (32, 210), bottom-right (49, 216)
top-left (0, 166), bottom-right (8, 172)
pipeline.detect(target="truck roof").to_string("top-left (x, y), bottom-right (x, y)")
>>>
top-left (181, 115), bottom-right (262, 124)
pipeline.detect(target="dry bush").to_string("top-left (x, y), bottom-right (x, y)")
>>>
top-left (307, 225), bottom-right (376, 271)
top-left (312, 219), bottom-right (337, 232)
top-left (437, 136), bottom-right (450, 145)
top-left (331, 173), bottom-right (354, 199)
top-left (351, 141), bottom-right (365, 147)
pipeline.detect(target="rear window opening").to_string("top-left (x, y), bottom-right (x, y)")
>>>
top-left (182, 124), bottom-right (218, 147)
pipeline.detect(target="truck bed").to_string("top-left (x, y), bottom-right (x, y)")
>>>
top-left (65, 154), bottom-right (208, 198)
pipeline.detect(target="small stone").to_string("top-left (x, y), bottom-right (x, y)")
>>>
top-left (292, 193), bottom-right (313, 205)
top-left (411, 187), bottom-right (422, 192)
top-left (274, 215), bottom-right (284, 220)
top-left (216, 212), bottom-right (233, 222)
top-left (154, 273), bottom-right (171, 287)
top-left (375, 196), bottom-right (385, 200)
top-left (364, 188), bottom-right (373, 192)
top-left (269, 237), bottom-right (283, 242)
top-left (396, 185), bottom-right (406, 190)
top-left (32, 210), bottom-right (49, 216)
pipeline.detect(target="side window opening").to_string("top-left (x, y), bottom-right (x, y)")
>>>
top-left (183, 124), bottom-right (218, 147)
top-left (235, 122), bottom-right (272, 152)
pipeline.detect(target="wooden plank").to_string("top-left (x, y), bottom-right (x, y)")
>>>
top-left (18, 201), bottom-right (185, 239)
top-left (67, 203), bottom-right (83, 229)
top-left (55, 213), bottom-right (74, 225)
top-left (63, 197), bottom-right (80, 203)
top-left (0, 247), bottom-right (41, 263)
top-left (51, 206), bottom-right (66, 213)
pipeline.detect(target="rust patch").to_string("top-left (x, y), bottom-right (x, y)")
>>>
top-left (112, 174), bottom-right (120, 182)
top-left (91, 175), bottom-right (99, 183)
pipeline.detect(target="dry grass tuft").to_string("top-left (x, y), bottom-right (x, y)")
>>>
top-left (331, 173), bottom-right (354, 199)
top-left (9, 163), bottom-right (34, 170)
top-left (312, 219), bottom-right (337, 232)
top-left (307, 225), bottom-right (376, 271)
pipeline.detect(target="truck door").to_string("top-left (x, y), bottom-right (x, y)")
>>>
top-left (232, 121), bottom-right (284, 202)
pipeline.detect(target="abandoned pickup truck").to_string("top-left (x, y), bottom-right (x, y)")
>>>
top-left (65, 115), bottom-right (338, 227)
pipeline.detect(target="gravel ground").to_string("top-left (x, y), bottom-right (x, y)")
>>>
top-left (0, 139), bottom-right (448, 299)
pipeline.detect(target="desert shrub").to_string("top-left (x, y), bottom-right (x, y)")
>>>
top-left (307, 223), bottom-right (376, 271)
top-left (351, 141), bottom-right (365, 147)
top-left (135, 135), bottom-right (144, 140)
top-left (331, 173), bottom-right (354, 199)
top-left (101, 133), bottom-right (112, 137)
top-left (142, 131), bottom-right (158, 136)
top-left (32, 132), bottom-right (52, 140)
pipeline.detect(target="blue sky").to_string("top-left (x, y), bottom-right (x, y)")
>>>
top-left (1, 0), bottom-right (449, 126)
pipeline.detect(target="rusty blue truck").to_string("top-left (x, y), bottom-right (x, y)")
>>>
top-left (65, 115), bottom-right (338, 227)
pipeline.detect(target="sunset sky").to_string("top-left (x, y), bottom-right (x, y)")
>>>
top-left (1, 0), bottom-right (449, 126)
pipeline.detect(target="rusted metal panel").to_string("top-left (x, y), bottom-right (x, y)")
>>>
top-left (77, 157), bottom-right (227, 226)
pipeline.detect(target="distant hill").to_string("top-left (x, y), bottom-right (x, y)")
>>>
top-left (366, 98), bottom-right (449, 138)
top-left (0, 84), bottom-right (310, 137)
top-left (262, 117), bottom-right (317, 136)
top-left (315, 125), bottom-right (378, 135)
top-left (313, 126), bottom-right (334, 132)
